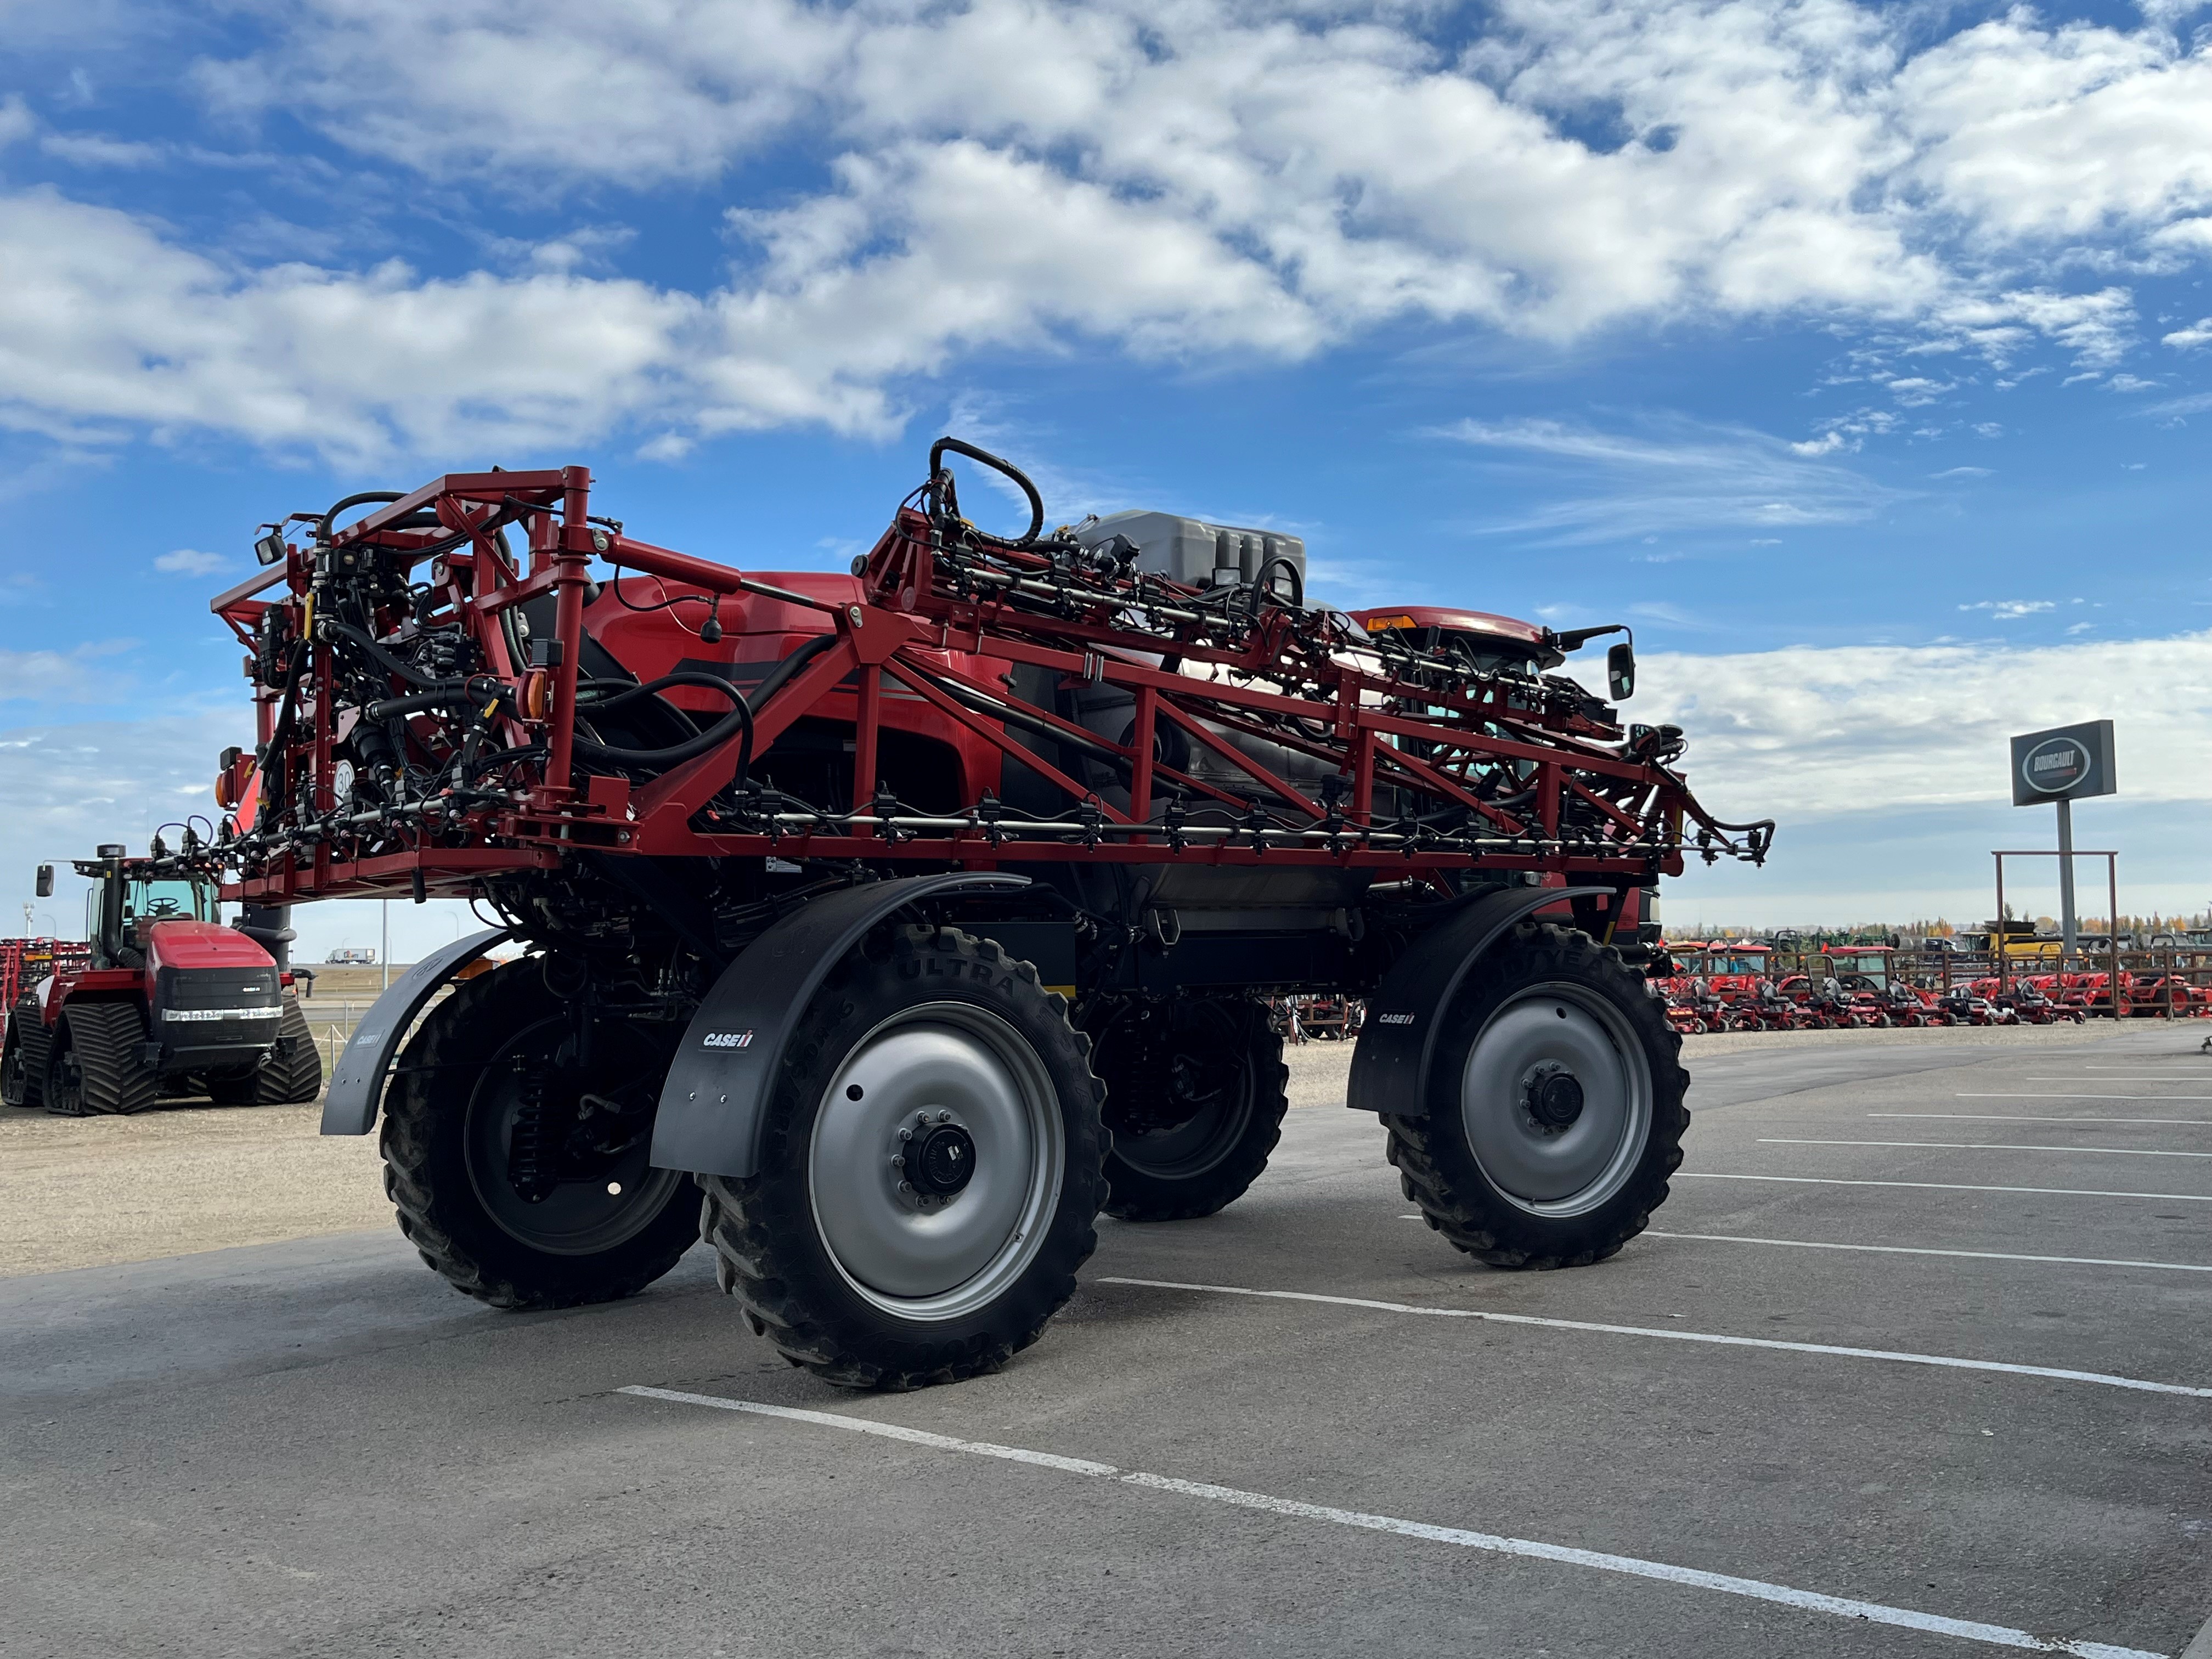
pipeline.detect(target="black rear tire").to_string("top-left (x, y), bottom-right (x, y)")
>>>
top-left (44, 1003), bottom-right (159, 1117)
top-left (380, 959), bottom-right (697, 1310)
top-left (1091, 997), bottom-right (1288, 1221)
top-left (2, 998), bottom-right (47, 1108)
top-left (699, 924), bottom-right (1104, 1390)
top-left (1386, 924), bottom-right (1688, 1270)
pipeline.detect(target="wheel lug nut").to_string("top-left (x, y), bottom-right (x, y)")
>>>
top-left (935, 1110), bottom-right (952, 1124)
top-left (897, 1180), bottom-right (915, 1196)
top-left (897, 1127), bottom-right (912, 1141)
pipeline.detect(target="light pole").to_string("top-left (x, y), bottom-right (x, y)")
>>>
top-left (380, 898), bottom-right (391, 991)
top-left (2055, 797), bottom-right (2076, 956)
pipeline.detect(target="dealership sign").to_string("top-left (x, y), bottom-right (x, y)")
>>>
top-left (2009, 720), bottom-right (2117, 806)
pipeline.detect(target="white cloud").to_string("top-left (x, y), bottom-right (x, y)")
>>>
top-left (0, 186), bottom-right (707, 460)
top-left (1791, 405), bottom-right (1898, 454)
top-left (1957, 599), bottom-right (2056, 618)
top-left (0, 642), bottom-right (135, 704)
top-left (1640, 628), bottom-right (2212, 819)
top-left (1435, 415), bottom-right (1901, 543)
top-left (2165, 317), bottom-right (2212, 349)
top-left (0, 1), bottom-right (2199, 456)
top-left (153, 548), bottom-right (227, 576)
top-left (0, 95), bottom-right (33, 150)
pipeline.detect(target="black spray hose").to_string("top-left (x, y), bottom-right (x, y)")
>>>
top-left (743, 630), bottom-right (840, 712)
top-left (927, 436), bottom-right (1045, 548)
top-left (1251, 554), bottom-right (1304, 611)
top-left (573, 672), bottom-right (755, 778)
top-left (364, 679), bottom-right (510, 723)
top-left (323, 619), bottom-right (455, 691)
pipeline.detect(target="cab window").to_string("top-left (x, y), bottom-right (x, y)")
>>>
top-left (125, 878), bottom-right (217, 925)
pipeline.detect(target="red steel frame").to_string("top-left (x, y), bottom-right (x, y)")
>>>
top-left (206, 467), bottom-right (1763, 906)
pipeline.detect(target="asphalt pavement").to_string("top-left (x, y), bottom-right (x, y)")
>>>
top-left (6, 1030), bottom-right (2210, 1658)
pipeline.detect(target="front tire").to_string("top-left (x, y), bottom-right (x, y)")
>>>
top-left (699, 924), bottom-right (1104, 1390)
top-left (1090, 997), bottom-right (1288, 1221)
top-left (380, 959), bottom-right (697, 1310)
top-left (1387, 924), bottom-right (1688, 1270)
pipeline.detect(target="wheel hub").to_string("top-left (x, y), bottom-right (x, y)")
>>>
top-left (898, 1111), bottom-right (978, 1203)
top-left (809, 1006), bottom-right (1062, 1312)
top-left (1522, 1062), bottom-right (1585, 1133)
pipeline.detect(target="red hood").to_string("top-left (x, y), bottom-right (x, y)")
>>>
top-left (144, 919), bottom-right (275, 974)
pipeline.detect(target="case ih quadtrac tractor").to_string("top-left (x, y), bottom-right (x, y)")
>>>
top-left (165, 439), bottom-right (1767, 1389)
top-left (1, 850), bottom-right (320, 1113)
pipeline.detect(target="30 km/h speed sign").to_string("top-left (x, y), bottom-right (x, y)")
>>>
top-left (2009, 720), bottom-right (2117, 807)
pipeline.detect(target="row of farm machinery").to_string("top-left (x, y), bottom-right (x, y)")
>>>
top-left (1657, 940), bottom-right (2212, 1034)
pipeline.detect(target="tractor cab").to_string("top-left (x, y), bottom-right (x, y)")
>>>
top-left (57, 848), bottom-right (223, 970)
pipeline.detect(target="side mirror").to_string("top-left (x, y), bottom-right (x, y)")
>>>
top-left (1607, 640), bottom-right (1635, 701)
top-left (35, 864), bottom-right (52, 898)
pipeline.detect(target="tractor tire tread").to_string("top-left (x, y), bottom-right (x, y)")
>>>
top-left (698, 926), bottom-right (1103, 1391)
top-left (1099, 1001), bottom-right (1289, 1222)
top-left (379, 964), bottom-right (695, 1312)
top-left (1384, 924), bottom-right (1687, 1271)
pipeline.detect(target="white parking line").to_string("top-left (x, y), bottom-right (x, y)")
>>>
top-left (1764, 1138), bottom-right (2212, 1160)
top-left (1872, 1114), bottom-right (2212, 1126)
top-left (2019, 1077), bottom-right (2212, 1083)
top-left (2081, 1069), bottom-right (2212, 1075)
top-left (1097, 1277), bottom-right (2212, 1398)
top-left (620, 1385), bottom-right (2165, 1658)
top-left (1682, 1172), bottom-right (2212, 1204)
top-left (1645, 1231), bottom-right (2212, 1274)
top-left (1959, 1094), bottom-right (2212, 1102)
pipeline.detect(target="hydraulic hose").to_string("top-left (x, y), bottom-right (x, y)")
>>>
top-left (742, 630), bottom-right (839, 713)
top-left (1251, 554), bottom-right (1304, 610)
top-left (573, 672), bottom-right (755, 778)
top-left (364, 681), bottom-right (509, 723)
top-left (927, 436), bottom-right (1045, 548)
top-left (323, 618), bottom-right (455, 691)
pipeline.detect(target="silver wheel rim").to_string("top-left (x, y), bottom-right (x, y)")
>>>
top-left (809, 1001), bottom-right (1063, 1322)
top-left (1460, 981), bottom-right (1652, 1218)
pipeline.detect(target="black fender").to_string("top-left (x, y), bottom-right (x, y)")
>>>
top-left (1347, 887), bottom-right (1610, 1118)
top-left (650, 872), bottom-right (1029, 1178)
top-left (319, 927), bottom-right (513, 1135)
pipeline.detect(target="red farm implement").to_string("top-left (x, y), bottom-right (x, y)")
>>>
top-left (166, 438), bottom-right (1769, 1387)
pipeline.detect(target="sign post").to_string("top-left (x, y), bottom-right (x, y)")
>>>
top-left (2008, 720), bottom-right (2117, 955)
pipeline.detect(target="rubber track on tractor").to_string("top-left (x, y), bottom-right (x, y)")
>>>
top-left (60, 1002), bottom-right (160, 1116)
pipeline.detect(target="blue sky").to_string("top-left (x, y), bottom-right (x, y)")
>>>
top-left (2, 0), bottom-right (2209, 957)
